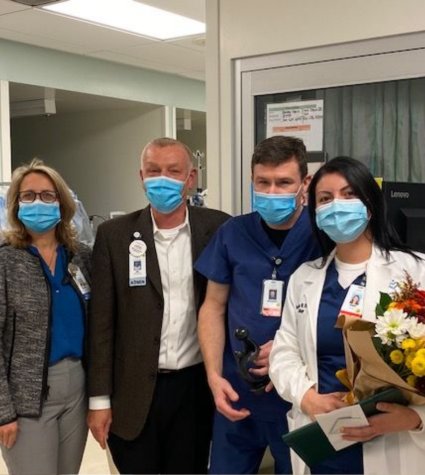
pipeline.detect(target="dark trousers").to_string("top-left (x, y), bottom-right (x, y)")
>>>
top-left (108, 363), bottom-right (213, 474)
top-left (209, 412), bottom-right (291, 474)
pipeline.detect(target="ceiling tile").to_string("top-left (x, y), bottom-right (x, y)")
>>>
top-left (0, 0), bottom-right (28, 15)
top-left (172, 35), bottom-right (206, 53)
top-left (124, 41), bottom-right (204, 70)
top-left (135, 0), bottom-right (205, 22)
top-left (0, 25), bottom-right (91, 54)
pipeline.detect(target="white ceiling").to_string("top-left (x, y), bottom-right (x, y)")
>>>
top-left (0, 0), bottom-right (206, 81)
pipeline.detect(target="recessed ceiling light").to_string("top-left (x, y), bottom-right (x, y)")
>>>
top-left (41, 0), bottom-right (205, 40)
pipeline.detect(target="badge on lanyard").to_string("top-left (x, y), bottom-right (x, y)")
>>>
top-left (129, 232), bottom-right (147, 287)
top-left (68, 263), bottom-right (91, 300)
top-left (261, 279), bottom-right (284, 317)
top-left (340, 284), bottom-right (365, 318)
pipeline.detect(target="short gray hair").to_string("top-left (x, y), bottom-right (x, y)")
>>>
top-left (141, 137), bottom-right (193, 169)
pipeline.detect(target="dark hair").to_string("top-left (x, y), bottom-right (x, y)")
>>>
top-left (251, 136), bottom-right (308, 179)
top-left (308, 156), bottom-right (418, 261)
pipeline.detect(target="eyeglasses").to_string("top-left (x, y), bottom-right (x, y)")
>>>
top-left (18, 190), bottom-right (59, 203)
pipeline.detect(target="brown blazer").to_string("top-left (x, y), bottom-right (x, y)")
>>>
top-left (88, 205), bottom-right (230, 440)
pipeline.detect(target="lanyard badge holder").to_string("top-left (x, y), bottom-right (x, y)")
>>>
top-left (129, 231), bottom-right (147, 287)
top-left (339, 274), bottom-right (367, 318)
top-left (234, 328), bottom-right (270, 393)
top-left (261, 257), bottom-right (284, 317)
top-left (68, 263), bottom-right (91, 300)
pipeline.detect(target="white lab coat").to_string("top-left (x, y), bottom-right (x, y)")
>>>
top-left (270, 245), bottom-right (425, 475)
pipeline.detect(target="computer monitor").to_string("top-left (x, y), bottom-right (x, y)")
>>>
top-left (382, 181), bottom-right (425, 253)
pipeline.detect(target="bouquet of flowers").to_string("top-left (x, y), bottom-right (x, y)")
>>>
top-left (336, 272), bottom-right (425, 405)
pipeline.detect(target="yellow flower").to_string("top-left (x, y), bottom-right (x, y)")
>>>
top-left (416, 348), bottom-right (425, 358)
top-left (335, 369), bottom-right (352, 390)
top-left (411, 355), bottom-right (425, 377)
top-left (390, 349), bottom-right (404, 364)
top-left (407, 375), bottom-right (417, 387)
top-left (402, 338), bottom-right (417, 351)
top-left (416, 338), bottom-right (425, 350)
top-left (406, 352), bottom-right (416, 369)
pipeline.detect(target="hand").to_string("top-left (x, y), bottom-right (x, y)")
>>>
top-left (0, 421), bottom-right (18, 449)
top-left (248, 340), bottom-right (275, 392)
top-left (87, 409), bottom-right (112, 449)
top-left (249, 340), bottom-right (273, 377)
top-left (301, 388), bottom-right (348, 420)
top-left (208, 374), bottom-right (251, 422)
top-left (342, 403), bottom-right (422, 442)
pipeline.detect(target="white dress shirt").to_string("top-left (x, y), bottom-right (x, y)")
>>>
top-left (89, 209), bottom-right (201, 410)
top-left (152, 210), bottom-right (202, 370)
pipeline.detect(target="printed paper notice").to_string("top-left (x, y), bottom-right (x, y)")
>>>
top-left (266, 100), bottom-right (324, 151)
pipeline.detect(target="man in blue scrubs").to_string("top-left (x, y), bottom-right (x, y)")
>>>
top-left (195, 136), bottom-right (321, 474)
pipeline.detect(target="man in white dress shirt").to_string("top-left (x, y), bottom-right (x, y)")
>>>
top-left (87, 137), bottom-right (229, 474)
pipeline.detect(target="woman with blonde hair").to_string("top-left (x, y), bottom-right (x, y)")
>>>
top-left (0, 159), bottom-right (91, 475)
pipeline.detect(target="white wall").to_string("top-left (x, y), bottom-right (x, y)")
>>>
top-left (177, 112), bottom-right (207, 189)
top-left (0, 39), bottom-right (205, 111)
top-left (206, 0), bottom-right (425, 212)
top-left (11, 105), bottom-right (165, 217)
top-left (177, 119), bottom-right (206, 159)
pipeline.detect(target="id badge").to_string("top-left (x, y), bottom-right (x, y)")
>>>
top-left (129, 239), bottom-right (147, 287)
top-left (261, 279), bottom-right (284, 317)
top-left (340, 284), bottom-right (365, 318)
top-left (68, 263), bottom-right (91, 300)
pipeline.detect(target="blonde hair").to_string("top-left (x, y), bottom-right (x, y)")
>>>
top-left (4, 158), bottom-right (78, 251)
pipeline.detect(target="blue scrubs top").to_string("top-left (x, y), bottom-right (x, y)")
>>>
top-left (311, 260), bottom-right (364, 474)
top-left (30, 245), bottom-right (85, 365)
top-left (195, 208), bottom-right (321, 420)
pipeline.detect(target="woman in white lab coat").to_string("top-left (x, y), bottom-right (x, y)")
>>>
top-left (269, 157), bottom-right (425, 475)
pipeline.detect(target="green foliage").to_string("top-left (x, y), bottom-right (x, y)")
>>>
top-left (375, 292), bottom-right (392, 316)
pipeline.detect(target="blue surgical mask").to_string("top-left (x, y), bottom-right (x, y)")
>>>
top-left (144, 176), bottom-right (185, 214)
top-left (316, 198), bottom-right (369, 243)
top-left (18, 200), bottom-right (61, 234)
top-left (253, 188), bottom-right (300, 225)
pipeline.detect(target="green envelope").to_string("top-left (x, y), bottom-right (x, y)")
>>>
top-left (282, 387), bottom-right (407, 467)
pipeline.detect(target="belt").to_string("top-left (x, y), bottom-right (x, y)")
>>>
top-left (157, 363), bottom-right (203, 375)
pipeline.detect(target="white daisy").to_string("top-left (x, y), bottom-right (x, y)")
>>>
top-left (408, 318), bottom-right (425, 339)
top-left (375, 308), bottom-right (410, 345)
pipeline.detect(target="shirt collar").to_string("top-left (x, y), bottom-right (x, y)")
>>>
top-left (151, 208), bottom-right (190, 237)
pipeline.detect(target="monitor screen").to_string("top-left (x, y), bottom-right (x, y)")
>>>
top-left (382, 181), bottom-right (425, 253)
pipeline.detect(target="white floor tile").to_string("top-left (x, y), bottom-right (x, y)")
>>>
top-left (0, 433), bottom-right (113, 475)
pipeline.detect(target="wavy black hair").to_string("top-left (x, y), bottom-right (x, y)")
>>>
top-left (308, 156), bottom-right (418, 261)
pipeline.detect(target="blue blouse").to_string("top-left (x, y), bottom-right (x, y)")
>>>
top-left (30, 245), bottom-right (85, 365)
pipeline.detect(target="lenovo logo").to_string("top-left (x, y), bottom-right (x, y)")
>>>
top-left (390, 191), bottom-right (410, 199)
